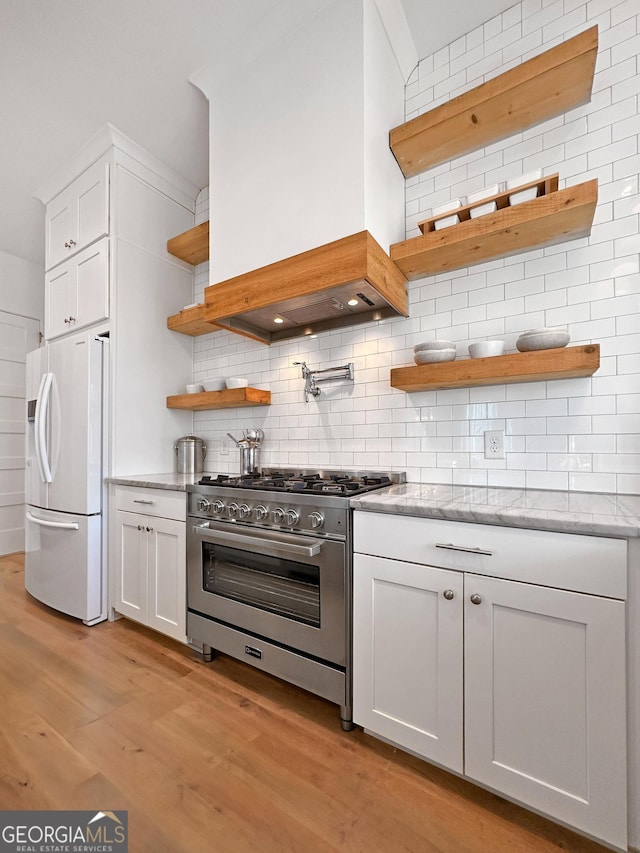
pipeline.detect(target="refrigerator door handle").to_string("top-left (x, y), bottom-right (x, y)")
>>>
top-left (35, 372), bottom-right (53, 483)
top-left (26, 511), bottom-right (79, 531)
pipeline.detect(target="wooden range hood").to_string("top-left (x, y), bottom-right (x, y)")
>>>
top-left (201, 231), bottom-right (408, 344)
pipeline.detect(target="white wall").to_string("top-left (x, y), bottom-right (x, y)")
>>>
top-left (192, 0), bottom-right (639, 495)
top-left (0, 249), bottom-right (44, 323)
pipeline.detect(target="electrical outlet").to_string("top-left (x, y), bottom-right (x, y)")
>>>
top-left (220, 436), bottom-right (229, 456)
top-left (484, 430), bottom-right (505, 459)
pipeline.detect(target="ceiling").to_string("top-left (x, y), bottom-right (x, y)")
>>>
top-left (0, 0), bottom-right (515, 267)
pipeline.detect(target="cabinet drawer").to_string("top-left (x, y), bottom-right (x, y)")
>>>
top-left (353, 511), bottom-right (626, 599)
top-left (114, 485), bottom-right (185, 521)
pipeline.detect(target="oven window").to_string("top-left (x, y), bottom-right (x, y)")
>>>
top-left (202, 544), bottom-right (320, 627)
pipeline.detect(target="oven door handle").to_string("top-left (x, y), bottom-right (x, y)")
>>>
top-left (192, 522), bottom-right (324, 558)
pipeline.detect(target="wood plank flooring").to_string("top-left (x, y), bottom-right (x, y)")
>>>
top-left (0, 553), bottom-right (610, 853)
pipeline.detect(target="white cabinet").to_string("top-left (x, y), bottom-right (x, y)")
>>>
top-left (37, 125), bottom-right (196, 474)
top-left (353, 512), bottom-right (628, 851)
top-left (45, 160), bottom-right (109, 271)
top-left (113, 486), bottom-right (186, 642)
top-left (353, 553), bottom-right (464, 771)
top-left (45, 238), bottom-right (109, 339)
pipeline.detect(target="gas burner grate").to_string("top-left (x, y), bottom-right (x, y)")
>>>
top-left (196, 470), bottom-right (398, 497)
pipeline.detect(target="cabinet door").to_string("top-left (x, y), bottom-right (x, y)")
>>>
top-left (45, 239), bottom-right (109, 340)
top-left (464, 574), bottom-right (627, 851)
top-left (45, 161), bottom-right (109, 271)
top-left (353, 553), bottom-right (464, 772)
top-left (114, 509), bottom-right (148, 624)
top-left (146, 516), bottom-right (186, 642)
top-left (45, 263), bottom-right (77, 339)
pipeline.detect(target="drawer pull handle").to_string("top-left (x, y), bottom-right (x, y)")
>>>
top-left (435, 542), bottom-right (492, 557)
top-left (470, 593), bottom-right (482, 605)
top-left (133, 499), bottom-right (155, 505)
top-left (443, 589), bottom-right (455, 600)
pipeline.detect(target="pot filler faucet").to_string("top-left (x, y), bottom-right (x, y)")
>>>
top-left (293, 361), bottom-right (354, 403)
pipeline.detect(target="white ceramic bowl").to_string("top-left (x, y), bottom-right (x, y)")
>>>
top-left (432, 197), bottom-right (464, 216)
top-left (434, 214), bottom-right (460, 230)
top-left (516, 328), bottom-right (570, 352)
top-left (506, 169), bottom-right (543, 205)
top-left (414, 340), bottom-right (456, 352)
top-left (225, 377), bottom-right (249, 389)
top-left (468, 341), bottom-right (505, 358)
top-left (202, 378), bottom-right (226, 392)
top-left (467, 184), bottom-right (501, 205)
top-left (414, 349), bottom-right (456, 364)
top-left (185, 383), bottom-right (204, 394)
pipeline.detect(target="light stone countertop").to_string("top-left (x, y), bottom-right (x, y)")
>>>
top-left (350, 483), bottom-right (640, 539)
top-left (106, 474), bottom-right (640, 538)
top-left (106, 472), bottom-right (200, 491)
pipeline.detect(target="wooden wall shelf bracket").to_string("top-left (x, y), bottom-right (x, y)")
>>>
top-left (389, 26), bottom-right (598, 178)
top-left (390, 344), bottom-right (600, 392)
top-left (390, 179), bottom-right (597, 280)
top-left (167, 221), bottom-right (209, 265)
top-left (166, 387), bottom-right (271, 410)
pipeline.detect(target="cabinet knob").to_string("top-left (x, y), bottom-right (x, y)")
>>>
top-left (146, 526), bottom-right (153, 532)
top-left (137, 524), bottom-right (143, 531)
top-left (470, 593), bottom-right (482, 605)
top-left (443, 589), bottom-right (455, 600)
top-left (64, 239), bottom-right (76, 248)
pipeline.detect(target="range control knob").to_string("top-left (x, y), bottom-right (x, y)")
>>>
top-left (254, 504), bottom-right (268, 521)
top-left (238, 503), bottom-right (251, 520)
top-left (211, 500), bottom-right (225, 515)
top-left (284, 509), bottom-right (299, 526)
top-left (197, 497), bottom-right (211, 513)
top-left (227, 502), bottom-right (239, 518)
top-left (308, 511), bottom-right (325, 529)
top-left (272, 507), bottom-right (285, 525)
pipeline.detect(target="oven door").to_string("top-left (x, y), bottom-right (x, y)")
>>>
top-left (187, 519), bottom-right (347, 666)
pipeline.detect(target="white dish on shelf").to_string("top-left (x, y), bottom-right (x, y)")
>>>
top-left (468, 184), bottom-right (501, 219)
top-left (516, 328), bottom-right (570, 351)
top-left (185, 384), bottom-right (204, 394)
top-left (468, 340), bottom-right (505, 358)
top-left (506, 169), bottom-right (543, 205)
top-left (202, 378), bottom-right (226, 392)
top-left (226, 377), bottom-right (249, 389)
top-left (431, 198), bottom-right (465, 230)
top-left (414, 340), bottom-right (456, 352)
top-left (414, 349), bottom-right (456, 364)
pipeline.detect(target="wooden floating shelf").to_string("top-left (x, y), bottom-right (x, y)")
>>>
top-left (167, 303), bottom-right (221, 336)
top-left (418, 174), bottom-right (559, 233)
top-left (390, 26), bottom-right (598, 178)
top-left (390, 179), bottom-right (598, 280)
top-left (167, 221), bottom-right (209, 265)
top-left (390, 345), bottom-right (600, 392)
top-left (166, 388), bottom-right (271, 410)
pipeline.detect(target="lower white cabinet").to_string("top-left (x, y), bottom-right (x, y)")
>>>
top-left (353, 511), bottom-right (628, 851)
top-left (112, 486), bottom-right (186, 642)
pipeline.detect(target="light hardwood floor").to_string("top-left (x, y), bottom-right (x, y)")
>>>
top-left (0, 552), bottom-right (610, 853)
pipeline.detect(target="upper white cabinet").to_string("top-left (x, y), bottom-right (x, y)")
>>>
top-left (45, 237), bottom-right (109, 339)
top-left (36, 124), bottom-right (199, 474)
top-left (45, 160), bottom-right (109, 271)
top-left (353, 511), bottom-right (628, 851)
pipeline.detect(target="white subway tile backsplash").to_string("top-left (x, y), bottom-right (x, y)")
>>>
top-left (191, 0), bottom-right (639, 494)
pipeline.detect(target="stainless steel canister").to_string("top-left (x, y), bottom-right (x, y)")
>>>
top-left (174, 435), bottom-right (207, 474)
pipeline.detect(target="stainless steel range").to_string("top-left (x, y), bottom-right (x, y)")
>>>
top-left (186, 468), bottom-right (404, 730)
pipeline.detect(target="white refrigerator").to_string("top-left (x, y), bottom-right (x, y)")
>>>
top-left (25, 331), bottom-right (108, 625)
